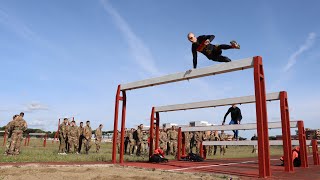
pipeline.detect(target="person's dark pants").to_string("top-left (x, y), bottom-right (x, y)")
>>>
top-left (209, 44), bottom-right (232, 62)
top-left (124, 139), bottom-right (129, 154)
top-left (78, 136), bottom-right (83, 153)
top-left (229, 120), bottom-right (239, 139)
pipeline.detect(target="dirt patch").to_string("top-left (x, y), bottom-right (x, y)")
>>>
top-left (0, 164), bottom-right (232, 180)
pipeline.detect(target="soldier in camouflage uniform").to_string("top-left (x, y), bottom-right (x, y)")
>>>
top-left (83, 120), bottom-right (92, 154)
top-left (135, 124), bottom-right (143, 156)
top-left (78, 122), bottom-right (84, 153)
top-left (219, 130), bottom-right (227, 155)
top-left (58, 118), bottom-right (68, 155)
top-left (68, 120), bottom-right (79, 154)
top-left (202, 131), bottom-right (210, 156)
top-left (4, 115), bottom-right (18, 155)
top-left (194, 131), bottom-right (203, 155)
top-left (168, 126), bottom-right (178, 155)
top-left (7, 112), bottom-right (27, 155)
top-left (183, 131), bottom-right (192, 154)
top-left (95, 124), bottom-right (103, 153)
top-left (128, 128), bottom-right (136, 155)
top-left (141, 131), bottom-right (148, 155)
top-left (159, 128), bottom-right (168, 153)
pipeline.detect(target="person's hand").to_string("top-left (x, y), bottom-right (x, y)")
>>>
top-left (204, 39), bottom-right (210, 45)
top-left (237, 120), bottom-right (240, 124)
top-left (222, 121), bottom-right (225, 125)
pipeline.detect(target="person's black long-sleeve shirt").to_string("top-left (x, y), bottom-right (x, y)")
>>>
top-left (223, 106), bottom-right (242, 122)
top-left (191, 35), bottom-right (215, 68)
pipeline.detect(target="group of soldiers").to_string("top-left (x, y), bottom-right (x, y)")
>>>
top-left (58, 118), bottom-right (103, 155)
top-left (4, 112), bottom-right (28, 156)
top-left (117, 125), bottom-right (230, 157)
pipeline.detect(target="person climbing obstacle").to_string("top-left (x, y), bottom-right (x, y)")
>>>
top-left (187, 32), bottom-right (240, 69)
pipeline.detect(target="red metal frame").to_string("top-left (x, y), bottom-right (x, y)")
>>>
top-left (112, 85), bottom-right (127, 163)
top-left (149, 107), bottom-right (155, 157)
top-left (177, 127), bottom-right (182, 160)
top-left (253, 56), bottom-right (271, 178)
top-left (312, 139), bottom-right (320, 165)
top-left (297, 120), bottom-right (308, 168)
top-left (280, 91), bottom-right (294, 172)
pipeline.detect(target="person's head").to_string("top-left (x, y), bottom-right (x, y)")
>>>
top-left (63, 118), bottom-right (68, 124)
top-left (232, 104), bottom-right (237, 108)
top-left (13, 114), bottom-right (18, 120)
top-left (99, 124), bottom-right (103, 129)
top-left (139, 124), bottom-right (143, 130)
top-left (80, 122), bottom-right (83, 127)
top-left (20, 112), bottom-right (24, 117)
top-left (172, 126), bottom-right (175, 130)
top-left (71, 120), bottom-right (75, 126)
top-left (86, 120), bottom-right (90, 126)
top-left (187, 32), bottom-right (197, 43)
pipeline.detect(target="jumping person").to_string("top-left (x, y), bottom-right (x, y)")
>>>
top-left (187, 32), bottom-right (240, 69)
top-left (222, 104), bottom-right (242, 140)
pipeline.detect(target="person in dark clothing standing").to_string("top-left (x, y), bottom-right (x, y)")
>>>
top-left (187, 32), bottom-right (240, 69)
top-left (222, 104), bottom-right (242, 140)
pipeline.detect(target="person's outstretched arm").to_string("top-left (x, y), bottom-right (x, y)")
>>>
top-left (192, 45), bottom-right (197, 69)
top-left (204, 35), bottom-right (215, 42)
top-left (222, 108), bottom-right (231, 125)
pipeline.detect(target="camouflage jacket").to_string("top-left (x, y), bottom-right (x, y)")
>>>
top-left (168, 130), bottom-right (178, 141)
top-left (68, 125), bottom-right (79, 138)
top-left (84, 125), bottom-right (92, 140)
top-left (12, 116), bottom-right (27, 132)
top-left (160, 131), bottom-right (168, 143)
top-left (59, 123), bottom-right (68, 138)
top-left (95, 128), bottom-right (102, 139)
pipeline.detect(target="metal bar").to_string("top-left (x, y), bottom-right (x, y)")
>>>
top-left (181, 121), bottom-right (299, 132)
top-left (155, 92), bottom-right (280, 113)
top-left (203, 140), bottom-right (310, 146)
top-left (312, 139), bottom-right (320, 165)
top-left (112, 85), bottom-right (121, 164)
top-left (254, 56), bottom-right (270, 178)
top-left (121, 58), bottom-right (254, 91)
top-left (119, 90), bottom-right (127, 164)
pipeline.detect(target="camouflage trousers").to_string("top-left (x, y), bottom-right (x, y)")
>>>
top-left (169, 140), bottom-right (177, 155)
top-left (95, 138), bottom-right (102, 153)
top-left (68, 137), bottom-right (78, 153)
top-left (160, 141), bottom-right (167, 152)
top-left (7, 130), bottom-right (23, 155)
top-left (195, 141), bottom-right (202, 154)
top-left (141, 141), bottom-right (148, 154)
top-left (129, 139), bottom-right (136, 155)
top-left (59, 135), bottom-right (67, 153)
top-left (83, 138), bottom-right (92, 154)
top-left (184, 140), bottom-right (190, 154)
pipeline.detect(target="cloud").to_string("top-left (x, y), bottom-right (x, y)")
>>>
top-left (28, 119), bottom-right (46, 127)
top-left (283, 32), bottom-right (317, 72)
top-left (24, 102), bottom-right (49, 112)
top-left (100, 0), bottom-right (161, 76)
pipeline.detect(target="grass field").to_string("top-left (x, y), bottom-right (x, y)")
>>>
top-left (0, 137), bottom-right (286, 163)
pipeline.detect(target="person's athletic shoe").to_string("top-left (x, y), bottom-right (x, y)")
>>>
top-left (230, 40), bottom-right (240, 49)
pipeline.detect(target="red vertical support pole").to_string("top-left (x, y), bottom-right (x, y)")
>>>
top-left (149, 107), bottom-right (155, 157)
top-left (253, 56), bottom-right (271, 178)
top-left (298, 121), bottom-right (308, 168)
top-left (312, 139), bottom-right (320, 165)
top-left (155, 112), bottom-right (160, 150)
top-left (200, 142), bottom-right (203, 158)
top-left (112, 85), bottom-right (121, 164)
top-left (119, 91), bottom-right (127, 164)
top-left (280, 91), bottom-right (294, 172)
top-left (182, 132), bottom-right (186, 156)
top-left (3, 131), bottom-right (7, 146)
top-left (177, 127), bottom-right (182, 160)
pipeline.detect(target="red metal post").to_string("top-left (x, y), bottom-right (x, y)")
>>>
top-left (119, 91), bottom-right (127, 164)
top-left (149, 107), bottom-right (155, 157)
top-left (200, 142), bottom-right (203, 158)
top-left (253, 56), bottom-right (271, 178)
top-left (280, 91), bottom-right (294, 172)
top-left (43, 134), bottom-right (47, 147)
top-left (177, 127), bottom-right (182, 160)
top-left (112, 85), bottom-right (121, 164)
top-left (312, 139), bottom-right (320, 165)
top-left (3, 131), bottom-right (7, 146)
top-left (297, 121), bottom-right (308, 168)
top-left (155, 112), bottom-right (160, 150)
top-left (182, 132), bottom-right (186, 156)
